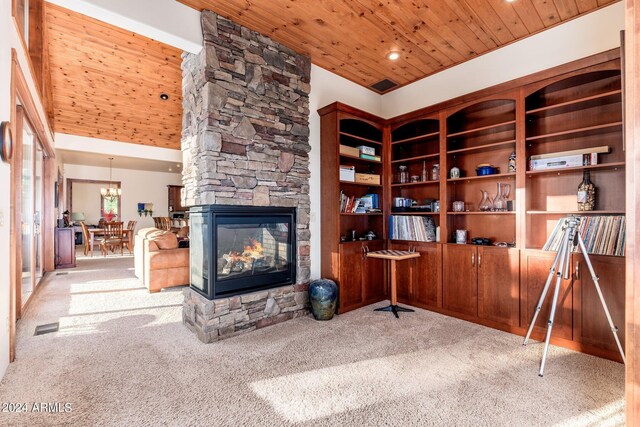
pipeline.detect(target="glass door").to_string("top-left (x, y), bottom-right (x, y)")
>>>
top-left (35, 143), bottom-right (43, 282)
top-left (18, 108), bottom-right (45, 311)
top-left (21, 114), bottom-right (34, 305)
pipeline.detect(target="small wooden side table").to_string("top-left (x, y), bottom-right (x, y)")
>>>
top-left (366, 249), bottom-right (420, 318)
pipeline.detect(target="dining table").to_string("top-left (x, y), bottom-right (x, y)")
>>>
top-left (88, 228), bottom-right (133, 256)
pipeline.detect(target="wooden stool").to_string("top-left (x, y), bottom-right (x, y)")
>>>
top-left (366, 249), bottom-right (421, 318)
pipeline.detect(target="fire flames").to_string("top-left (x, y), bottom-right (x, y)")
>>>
top-left (219, 238), bottom-right (266, 275)
top-left (243, 239), bottom-right (264, 258)
top-left (226, 239), bottom-right (264, 262)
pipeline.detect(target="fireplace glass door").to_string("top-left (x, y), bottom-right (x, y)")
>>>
top-left (189, 206), bottom-right (296, 300)
top-left (215, 216), bottom-right (293, 295)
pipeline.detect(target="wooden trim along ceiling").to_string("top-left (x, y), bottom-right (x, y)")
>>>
top-left (178, 0), bottom-right (621, 92)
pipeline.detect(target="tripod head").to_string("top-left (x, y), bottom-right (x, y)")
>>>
top-left (562, 215), bottom-right (582, 250)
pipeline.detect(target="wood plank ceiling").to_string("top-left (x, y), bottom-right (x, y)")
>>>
top-left (178, 0), bottom-right (620, 91)
top-left (46, 3), bottom-right (183, 148)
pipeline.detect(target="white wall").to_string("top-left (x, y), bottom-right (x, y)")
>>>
top-left (70, 182), bottom-right (103, 224)
top-left (0, 0), bottom-right (13, 380)
top-left (381, 2), bottom-right (624, 117)
top-left (62, 164), bottom-right (182, 231)
top-left (55, 133), bottom-right (182, 163)
top-left (308, 65), bottom-right (382, 280)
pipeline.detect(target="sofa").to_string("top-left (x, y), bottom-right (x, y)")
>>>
top-left (134, 227), bottom-right (189, 293)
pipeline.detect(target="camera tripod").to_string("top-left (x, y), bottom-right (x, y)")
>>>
top-left (523, 216), bottom-right (625, 376)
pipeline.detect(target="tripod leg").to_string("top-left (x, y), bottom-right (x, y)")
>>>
top-left (523, 229), bottom-right (569, 345)
top-left (539, 246), bottom-right (569, 377)
top-left (576, 237), bottom-right (626, 363)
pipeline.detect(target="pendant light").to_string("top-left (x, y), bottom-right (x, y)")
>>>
top-left (100, 158), bottom-right (121, 200)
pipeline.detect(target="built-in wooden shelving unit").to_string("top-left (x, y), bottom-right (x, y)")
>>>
top-left (320, 50), bottom-right (625, 363)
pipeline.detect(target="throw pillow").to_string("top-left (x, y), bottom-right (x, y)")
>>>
top-left (147, 230), bottom-right (178, 250)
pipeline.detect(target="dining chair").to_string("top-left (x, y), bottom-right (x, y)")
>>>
top-left (123, 220), bottom-right (137, 254)
top-left (100, 221), bottom-right (124, 256)
top-left (79, 221), bottom-right (100, 257)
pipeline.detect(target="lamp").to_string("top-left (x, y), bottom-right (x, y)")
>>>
top-left (71, 212), bottom-right (85, 224)
top-left (101, 158), bottom-right (121, 201)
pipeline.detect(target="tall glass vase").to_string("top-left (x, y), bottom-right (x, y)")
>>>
top-left (492, 183), bottom-right (511, 211)
top-left (479, 190), bottom-right (493, 212)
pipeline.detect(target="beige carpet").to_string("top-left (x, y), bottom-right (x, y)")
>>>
top-left (0, 257), bottom-right (625, 426)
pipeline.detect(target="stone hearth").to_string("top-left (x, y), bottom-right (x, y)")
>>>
top-left (180, 10), bottom-right (312, 342)
top-left (183, 284), bottom-right (309, 342)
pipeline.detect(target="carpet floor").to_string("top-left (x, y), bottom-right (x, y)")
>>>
top-left (0, 257), bottom-right (625, 426)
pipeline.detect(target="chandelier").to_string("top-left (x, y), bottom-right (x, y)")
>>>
top-left (101, 157), bottom-right (121, 201)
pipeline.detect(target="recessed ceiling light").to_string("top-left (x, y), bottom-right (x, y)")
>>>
top-left (387, 51), bottom-right (400, 61)
top-left (169, 168), bottom-right (173, 172)
top-left (505, 0), bottom-right (515, 2)
top-left (160, 93), bottom-right (169, 101)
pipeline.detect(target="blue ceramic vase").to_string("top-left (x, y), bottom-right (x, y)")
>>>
top-left (309, 279), bottom-right (338, 320)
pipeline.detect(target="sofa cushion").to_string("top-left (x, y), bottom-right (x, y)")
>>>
top-left (138, 227), bottom-right (159, 238)
top-left (147, 247), bottom-right (189, 270)
top-left (147, 230), bottom-right (178, 250)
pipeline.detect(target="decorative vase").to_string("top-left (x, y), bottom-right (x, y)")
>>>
top-left (309, 279), bottom-right (338, 320)
top-left (577, 171), bottom-right (596, 211)
top-left (492, 183), bottom-right (511, 211)
top-left (479, 190), bottom-right (493, 212)
top-left (450, 166), bottom-right (460, 179)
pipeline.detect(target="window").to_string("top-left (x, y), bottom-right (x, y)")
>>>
top-left (101, 195), bottom-right (120, 220)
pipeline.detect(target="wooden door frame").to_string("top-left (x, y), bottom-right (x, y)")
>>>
top-left (66, 178), bottom-right (122, 221)
top-left (625, 0), bottom-right (640, 421)
top-left (9, 49), bottom-right (55, 362)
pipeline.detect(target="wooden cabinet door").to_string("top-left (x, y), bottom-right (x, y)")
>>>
top-left (389, 243), bottom-right (412, 303)
top-left (55, 228), bottom-right (76, 268)
top-left (443, 244), bottom-right (477, 317)
top-left (338, 243), bottom-right (364, 312)
top-left (413, 243), bottom-right (441, 309)
top-left (573, 254), bottom-right (625, 358)
top-left (363, 241), bottom-right (386, 303)
top-left (520, 250), bottom-right (573, 340)
top-left (477, 247), bottom-right (519, 326)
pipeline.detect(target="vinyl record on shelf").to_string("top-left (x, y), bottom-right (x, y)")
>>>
top-left (0, 121), bottom-right (13, 163)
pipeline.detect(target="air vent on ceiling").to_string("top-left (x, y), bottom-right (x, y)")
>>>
top-left (370, 78), bottom-right (398, 94)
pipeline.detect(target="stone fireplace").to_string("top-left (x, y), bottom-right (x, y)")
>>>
top-left (180, 10), bottom-right (312, 342)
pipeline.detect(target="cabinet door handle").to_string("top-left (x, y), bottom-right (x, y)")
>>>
top-left (478, 254), bottom-right (482, 268)
top-left (575, 261), bottom-right (580, 280)
top-left (471, 253), bottom-right (475, 267)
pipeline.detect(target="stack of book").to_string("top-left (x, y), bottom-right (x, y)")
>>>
top-left (340, 192), bottom-right (379, 213)
top-left (543, 215), bottom-right (626, 256)
top-left (389, 215), bottom-right (436, 242)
